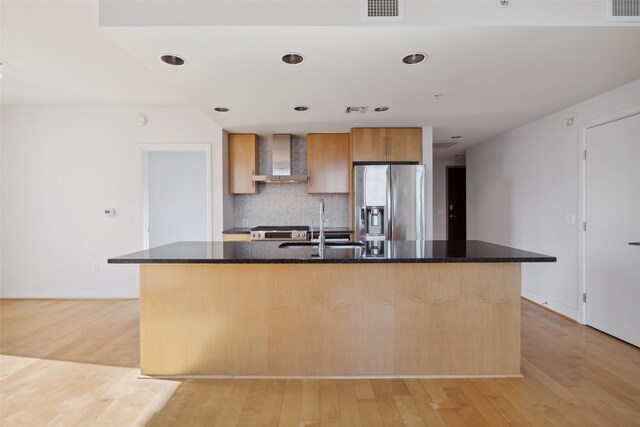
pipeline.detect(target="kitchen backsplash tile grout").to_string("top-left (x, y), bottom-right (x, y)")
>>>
top-left (234, 135), bottom-right (349, 228)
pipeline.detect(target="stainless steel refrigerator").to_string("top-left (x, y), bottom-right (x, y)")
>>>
top-left (354, 165), bottom-right (426, 241)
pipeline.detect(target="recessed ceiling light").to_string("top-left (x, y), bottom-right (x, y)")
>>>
top-left (214, 107), bottom-right (229, 113)
top-left (402, 53), bottom-right (427, 65)
top-left (294, 106), bottom-right (309, 112)
top-left (451, 136), bottom-right (462, 139)
top-left (374, 107), bottom-right (389, 112)
top-left (282, 53), bottom-right (304, 65)
top-left (160, 54), bottom-right (186, 66)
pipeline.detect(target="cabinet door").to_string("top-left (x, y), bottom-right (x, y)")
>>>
top-left (386, 128), bottom-right (422, 163)
top-left (222, 233), bottom-right (251, 242)
top-left (351, 128), bottom-right (387, 162)
top-left (307, 133), bottom-right (351, 193)
top-left (229, 134), bottom-right (257, 194)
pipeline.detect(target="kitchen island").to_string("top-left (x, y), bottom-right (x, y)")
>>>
top-left (109, 240), bottom-right (555, 378)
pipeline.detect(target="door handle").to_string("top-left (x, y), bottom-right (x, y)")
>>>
top-left (629, 242), bottom-right (640, 246)
top-left (449, 215), bottom-right (456, 219)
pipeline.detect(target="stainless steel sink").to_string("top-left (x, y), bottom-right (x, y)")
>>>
top-left (279, 242), bottom-right (364, 249)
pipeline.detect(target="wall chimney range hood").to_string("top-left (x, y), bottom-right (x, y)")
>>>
top-left (252, 134), bottom-right (308, 183)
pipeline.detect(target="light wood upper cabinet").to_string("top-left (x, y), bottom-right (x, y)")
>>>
top-left (351, 128), bottom-right (422, 163)
top-left (229, 134), bottom-right (257, 194)
top-left (386, 128), bottom-right (422, 163)
top-left (351, 128), bottom-right (387, 162)
top-left (307, 133), bottom-right (351, 194)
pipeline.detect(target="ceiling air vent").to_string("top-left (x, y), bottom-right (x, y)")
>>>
top-left (345, 106), bottom-right (367, 114)
top-left (364, 0), bottom-right (403, 22)
top-left (608, 0), bottom-right (640, 21)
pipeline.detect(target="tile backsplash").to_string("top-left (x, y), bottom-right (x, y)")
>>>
top-left (234, 135), bottom-right (349, 228)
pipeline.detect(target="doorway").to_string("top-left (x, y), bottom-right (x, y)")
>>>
top-left (446, 166), bottom-right (466, 241)
top-left (585, 113), bottom-right (640, 347)
top-left (141, 145), bottom-right (212, 249)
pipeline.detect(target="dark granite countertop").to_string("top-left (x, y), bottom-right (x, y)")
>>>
top-left (108, 240), bottom-right (556, 264)
top-left (222, 227), bottom-right (353, 234)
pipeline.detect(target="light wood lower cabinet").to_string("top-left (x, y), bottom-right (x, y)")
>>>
top-left (140, 263), bottom-right (521, 377)
top-left (222, 233), bottom-right (251, 242)
top-left (229, 134), bottom-right (257, 194)
top-left (307, 133), bottom-right (351, 193)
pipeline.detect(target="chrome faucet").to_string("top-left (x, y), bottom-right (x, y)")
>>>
top-left (319, 199), bottom-right (325, 255)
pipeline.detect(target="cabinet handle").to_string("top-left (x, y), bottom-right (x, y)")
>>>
top-left (629, 242), bottom-right (640, 246)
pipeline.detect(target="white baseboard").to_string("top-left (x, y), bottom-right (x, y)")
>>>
top-left (0, 288), bottom-right (139, 299)
top-left (521, 288), bottom-right (578, 321)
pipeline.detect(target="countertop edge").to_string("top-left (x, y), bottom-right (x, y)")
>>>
top-left (108, 257), bottom-right (557, 264)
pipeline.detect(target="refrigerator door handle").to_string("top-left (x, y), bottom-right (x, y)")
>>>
top-left (387, 167), bottom-right (393, 240)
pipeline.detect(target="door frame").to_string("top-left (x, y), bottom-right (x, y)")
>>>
top-left (445, 165), bottom-right (466, 241)
top-left (140, 143), bottom-right (213, 249)
top-left (578, 106), bottom-right (640, 325)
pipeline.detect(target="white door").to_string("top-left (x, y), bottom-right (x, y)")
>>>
top-left (586, 113), bottom-right (640, 347)
top-left (146, 150), bottom-right (209, 248)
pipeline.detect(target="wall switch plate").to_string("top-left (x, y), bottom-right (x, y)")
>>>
top-left (563, 112), bottom-right (578, 131)
top-left (564, 213), bottom-right (576, 226)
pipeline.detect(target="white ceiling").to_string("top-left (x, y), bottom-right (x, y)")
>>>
top-left (0, 0), bottom-right (186, 106)
top-left (2, 1), bottom-right (640, 158)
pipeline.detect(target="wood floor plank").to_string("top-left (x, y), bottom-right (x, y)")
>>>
top-left (470, 379), bottom-right (533, 427)
top-left (487, 378), bottom-right (560, 427)
top-left (147, 381), bottom-right (197, 427)
top-left (299, 379), bottom-right (321, 427)
top-left (403, 379), bottom-right (446, 427)
top-left (170, 381), bottom-right (233, 427)
top-left (278, 380), bottom-right (303, 426)
top-left (337, 380), bottom-right (362, 427)
top-left (455, 379), bottom-right (510, 427)
top-left (565, 378), bottom-right (640, 426)
top-left (319, 379), bottom-right (340, 426)
top-left (236, 380), bottom-right (269, 426)
top-left (394, 395), bottom-right (426, 426)
top-left (214, 380), bottom-right (254, 426)
top-left (258, 380), bottom-right (286, 426)
top-left (442, 384), bottom-right (490, 426)
top-left (357, 399), bottom-right (385, 427)
top-left (419, 379), bottom-right (455, 409)
top-left (370, 379), bottom-right (408, 427)
top-left (434, 409), bottom-right (469, 427)
top-left (353, 379), bottom-right (376, 400)
top-left (520, 361), bottom-right (629, 427)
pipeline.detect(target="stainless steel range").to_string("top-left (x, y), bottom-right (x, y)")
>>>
top-left (250, 226), bottom-right (309, 241)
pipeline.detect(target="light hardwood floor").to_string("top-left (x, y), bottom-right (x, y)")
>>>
top-left (1, 298), bottom-right (639, 426)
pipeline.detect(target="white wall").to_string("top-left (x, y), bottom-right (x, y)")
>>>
top-left (422, 127), bottom-right (434, 240)
top-left (0, 106), bottom-right (225, 298)
top-left (433, 156), bottom-right (466, 240)
top-left (467, 78), bottom-right (640, 320)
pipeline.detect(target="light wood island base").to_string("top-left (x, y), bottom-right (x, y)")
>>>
top-left (140, 263), bottom-right (520, 377)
